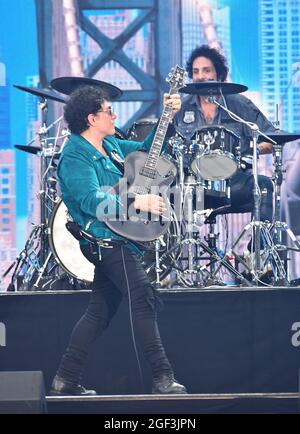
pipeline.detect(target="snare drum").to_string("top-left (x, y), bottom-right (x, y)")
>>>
top-left (49, 200), bottom-right (94, 283)
top-left (190, 125), bottom-right (240, 181)
top-left (127, 118), bottom-right (158, 141)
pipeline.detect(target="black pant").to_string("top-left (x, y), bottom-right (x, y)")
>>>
top-left (229, 170), bottom-right (273, 221)
top-left (207, 170), bottom-right (273, 221)
top-left (56, 245), bottom-right (173, 385)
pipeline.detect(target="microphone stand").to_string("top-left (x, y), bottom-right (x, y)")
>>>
top-left (208, 95), bottom-right (277, 280)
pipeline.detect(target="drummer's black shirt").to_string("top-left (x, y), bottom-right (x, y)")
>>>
top-left (174, 93), bottom-right (276, 157)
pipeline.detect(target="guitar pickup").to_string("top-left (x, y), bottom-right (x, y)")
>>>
top-left (139, 167), bottom-right (157, 179)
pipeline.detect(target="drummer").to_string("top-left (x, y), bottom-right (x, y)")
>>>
top-left (174, 45), bottom-right (276, 231)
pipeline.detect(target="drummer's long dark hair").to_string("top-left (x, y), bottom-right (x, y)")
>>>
top-left (64, 85), bottom-right (109, 134)
top-left (186, 45), bottom-right (229, 82)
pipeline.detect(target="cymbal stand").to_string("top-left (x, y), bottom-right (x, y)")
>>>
top-left (150, 133), bottom-right (251, 287)
top-left (170, 133), bottom-right (185, 209)
top-left (4, 99), bottom-right (64, 290)
top-left (170, 135), bottom-right (196, 280)
top-left (268, 139), bottom-right (300, 283)
top-left (180, 190), bottom-right (252, 286)
top-left (209, 95), bottom-right (285, 283)
top-left (32, 102), bottom-right (64, 288)
top-left (165, 133), bottom-right (249, 286)
top-left (172, 135), bottom-right (203, 281)
top-left (0, 225), bottom-right (41, 291)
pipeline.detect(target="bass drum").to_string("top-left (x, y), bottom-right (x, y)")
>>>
top-left (49, 200), bottom-right (94, 283)
top-left (127, 118), bottom-right (158, 141)
top-left (49, 200), bottom-right (179, 286)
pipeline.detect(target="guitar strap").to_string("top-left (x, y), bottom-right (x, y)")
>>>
top-left (108, 150), bottom-right (125, 175)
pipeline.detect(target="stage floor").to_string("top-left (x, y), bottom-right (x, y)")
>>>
top-left (1, 286), bottom-right (300, 413)
top-left (46, 392), bottom-right (299, 414)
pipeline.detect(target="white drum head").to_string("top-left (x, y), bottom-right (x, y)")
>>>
top-left (192, 152), bottom-right (238, 181)
top-left (49, 200), bottom-right (94, 283)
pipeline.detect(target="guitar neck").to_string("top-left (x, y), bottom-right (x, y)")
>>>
top-left (144, 98), bottom-right (175, 171)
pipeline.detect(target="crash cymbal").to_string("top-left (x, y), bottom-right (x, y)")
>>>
top-left (259, 130), bottom-right (300, 144)
top-left (14, 85), bottom-right (68, 103)
top-left (14, 145), bottom-right (60, 158)
top-left (50, 77), bottom-right (123, 100)
top-left (179, 81), bottom-right (248, 96)
top-left (15, 145), bottom-right (41, 155)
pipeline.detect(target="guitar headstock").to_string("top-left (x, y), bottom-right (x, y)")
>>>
top-left (166, 65), bottom-right (187, 92)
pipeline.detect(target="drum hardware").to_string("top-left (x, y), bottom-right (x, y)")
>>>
top-left (240, 155), bottom-right (253, 171)
top-left (203, 213), bottom-right (220, 277)
top-left (3, 85), bottom-right (72, 291)
top-left (50, 76), bottom-right (123, 100)
top-left (171, 233), bottom-right (252, 287)
top-left (114, 126), bottom-right (128, 140)
top-left (179, 81), bottom-right (248, 96)
top-left (169, 133), bottom-right (187, 211)
top-left (127, 118), bottom-right (158, 142)
top-left (210, 97), bottom-right (278, 281)
top-left (5, 77), bottom-right (124, 290)
top-left (146, 168), bottom-right (252, 288)
top-left (1, 224), bottom-right (41, 291)
top-left (146, 129), bottom-right (243, 288)
top-left (141, 213), bottom-right (181, 288)
top-left (145, 95), bottom-right (299, 287)
top-left (180, 82), bottom-right (300, 284)
top-left (7, 75), bottom-right (300, 289)
top-left (209, 97), bottom-right (300, 284)
top-left (13, 84), bottom-right (68, 103)
top-left (266, 130), bottom-right (300, 284)
top-left (14, 144), bottom-right (59, 158)
top-left (190, 126), bottom-right (241, 181)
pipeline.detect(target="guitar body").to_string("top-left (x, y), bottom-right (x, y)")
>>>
top-left (105, 64), bottom-right (186, 242)
top-left (105, 151), bottom-right (177, 241)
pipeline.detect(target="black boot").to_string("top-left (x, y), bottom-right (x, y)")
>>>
top-left (152, 374), bottom-right (187, 394)
top-left (49, 375), bottom-right (97, 396)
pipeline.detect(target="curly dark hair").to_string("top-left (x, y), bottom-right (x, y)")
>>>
top-left (186, 45), bottom-right (229, 82)
top-left (64, 85), bottom-right (109, 134)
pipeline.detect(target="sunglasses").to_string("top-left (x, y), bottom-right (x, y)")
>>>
top-left (96, 106), bottom-right (114, 117)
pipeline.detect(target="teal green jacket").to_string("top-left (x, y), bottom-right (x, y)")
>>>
top-left (57, 130), bottom-right (162, 252)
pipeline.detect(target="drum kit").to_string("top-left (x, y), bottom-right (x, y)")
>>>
top-left (3, 76), bottom-right (300, 291)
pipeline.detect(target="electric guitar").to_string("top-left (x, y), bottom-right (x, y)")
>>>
top-left (105, 65), bottom-right (186, 241)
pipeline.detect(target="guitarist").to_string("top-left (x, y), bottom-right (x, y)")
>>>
top-left (50, 84), bottom-right (187, 395)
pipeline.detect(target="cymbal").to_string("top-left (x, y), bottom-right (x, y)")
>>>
top-left (259, 130), bottom-right (300, 144)
top-left (14, 145), bottom-right (60, 158)
top-left (15, 145), bottom-right (41, 155)
top-left (179, 81), bottom-right (248, 96)
top-left (14, 85), bottom-right (67, 103)
top-left (50, 77), bottom-right (123, 100)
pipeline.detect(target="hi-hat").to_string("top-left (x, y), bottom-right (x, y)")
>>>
top-left (14, 85), bottom-right (67, 103)
top-left (259, 130), bottom-right (300, 144)
top-left (14, 145), bottom-right (60, 158)
top-left (179, 81), bottom-right (248, 96)
top-left (50, 77), bottom-right (123, 100)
